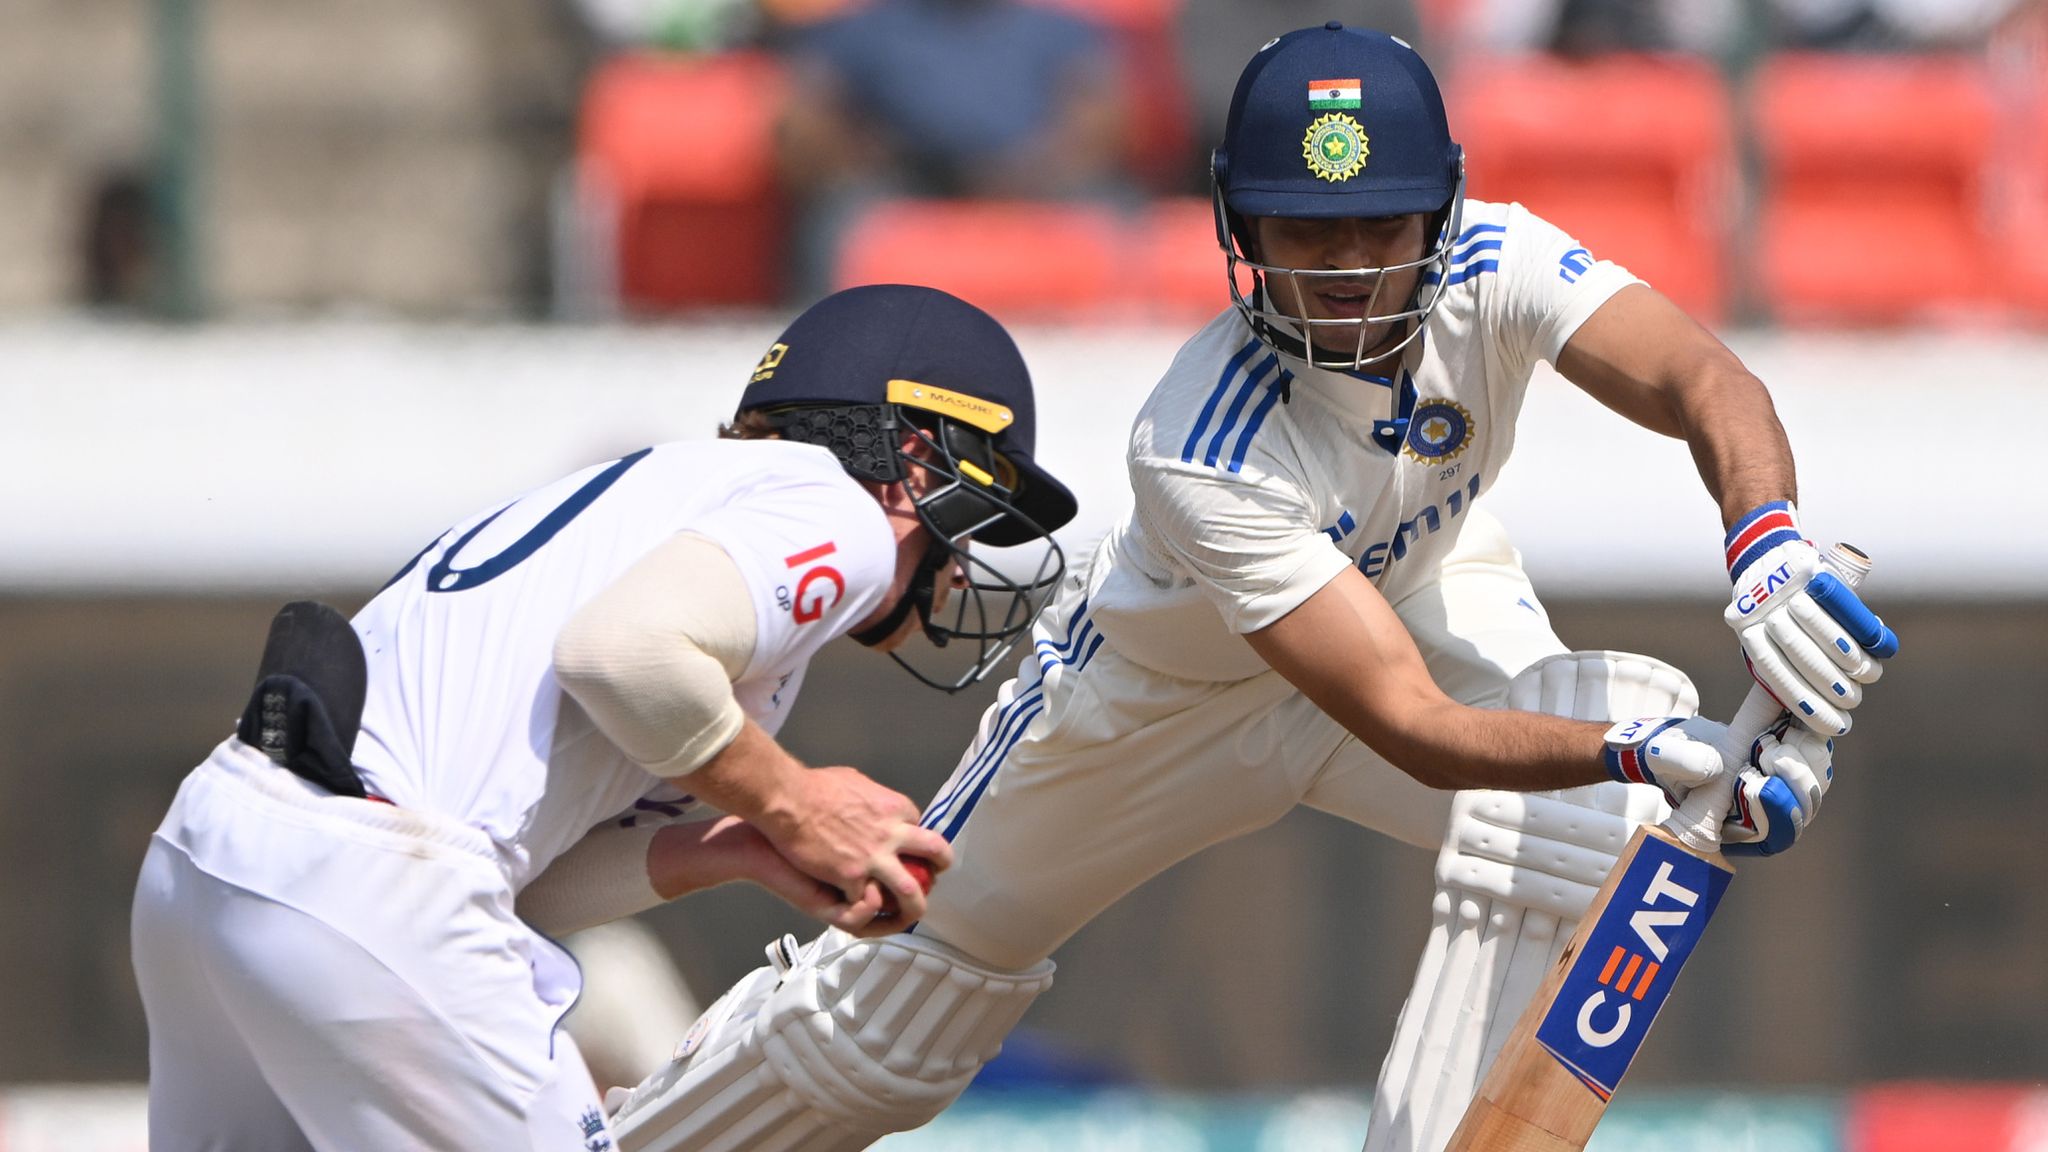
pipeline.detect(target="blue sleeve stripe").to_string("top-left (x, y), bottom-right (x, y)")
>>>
top-left (1037, 617), bottom-right (1097, 668)
top-left (1202, 353), bottom-right (1278, 467)
top-left (1181, 338), bottom-right (1262, 463)
top-left (1457, 221), bottom-right (1507, 244)
top-left (1444, 259), bottom-right (1499, 286)
top-left (1451, 237), bottom-right (1503, 266)
top-left (1226, 370), bottom-right (1291, 473)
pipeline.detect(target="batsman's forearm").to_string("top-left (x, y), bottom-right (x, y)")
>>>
top-left (1361, 699), bottom-right (1615, 792)
top-left (1673, 362), bottom-right (1798, 528)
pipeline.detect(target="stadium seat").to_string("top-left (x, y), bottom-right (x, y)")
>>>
top-left (832, 200), bottom-right (1123, 322)
top-left (1031, 0), bottom-right (1192, 193)
top-left (577, 51), bottom-right (787, 310)
top-left (1450, 54), bottom-right (1734, 322)
top-left (1142, 196), bottom-right (1233, 321)
top-left (1848, 1083), bottom-right (2041, 1152)
top-left (1752, 54), bottom-right (1997, 326)
top-left (2003, 88), bottom-right (2048, 323)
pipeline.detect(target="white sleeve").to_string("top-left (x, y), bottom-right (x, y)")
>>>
top-left (1489, 203), bottom-right (1643, 373)
top-left (552, 532), bottom-right (755, 778)
top-left (514, 819), bottom-right (667, 937)
top-left (1130, 454), bottom-right (1353, 635)
top-left (684, 469), bottom-right (896, 682)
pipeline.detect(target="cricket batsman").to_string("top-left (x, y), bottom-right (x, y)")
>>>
top-left (607, 23), bottom-right (1898, 1152)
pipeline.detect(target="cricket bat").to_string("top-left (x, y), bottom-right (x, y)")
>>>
top-left (1444, 546), bottom-right (1873, 1151)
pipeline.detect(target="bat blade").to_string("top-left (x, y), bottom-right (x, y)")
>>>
top-left (1445, 826), bottom-right (1734, 1150)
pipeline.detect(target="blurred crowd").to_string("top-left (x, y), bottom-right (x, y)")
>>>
top-left (65, 0), bottom-right (2048, 323)
top-left (545, 0), bottom-right (2048, 323)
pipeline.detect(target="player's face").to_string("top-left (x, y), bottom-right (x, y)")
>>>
top-left (866, 544), bottom-right (965, 652)
top-left (1249, 213), bottom-right (1428, 359)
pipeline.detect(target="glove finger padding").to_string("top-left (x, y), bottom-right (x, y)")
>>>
top-left (1806, 569), bottom-right (1900, 660)
top-left (1739, 627), bottom-right (1851, 737)
top-left (1766, 610), bottom-right (1864, 710)
top-left (1787, 594), bottom-right (1881, 684)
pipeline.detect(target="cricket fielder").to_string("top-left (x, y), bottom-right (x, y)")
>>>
top-left (128, 285), bottom-right (1076, 1151)
top-left (608, 24), bottom-right (1893, 1152)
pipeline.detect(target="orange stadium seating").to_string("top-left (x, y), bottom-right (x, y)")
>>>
top-left (577, 52), bottom-right (788, 309)
top-left (833, 200), bottom-right (1124, 320)
top-left (1752, 54), bottom-right (1998, 326)
top-left (1450, 54), bottom-right (1735, 322)
top-left (2003, 85), bottom-right (2048, 322)
top-left (1142, 196), bottom-right (1234, 321)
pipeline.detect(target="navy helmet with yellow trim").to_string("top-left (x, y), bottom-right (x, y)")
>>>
top-left (737, 283), bottom-right (1074, 690)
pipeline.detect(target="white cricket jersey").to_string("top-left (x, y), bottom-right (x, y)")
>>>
top-left (1087, 200), bottom-right (1638, 681)
top-left (349, 440), bottom-right (896, 886)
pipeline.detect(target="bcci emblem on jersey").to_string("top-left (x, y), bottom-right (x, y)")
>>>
top-left (1302, 112), bottom-right (1369, 182)
top-left (1403, 398), bottom-right (1474, 463)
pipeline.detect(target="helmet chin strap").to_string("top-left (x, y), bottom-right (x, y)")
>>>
top-left (850, 533), bottom-right (951, 649)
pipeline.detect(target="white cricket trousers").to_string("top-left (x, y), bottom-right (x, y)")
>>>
top-left (914, 512), bottom-right (1570, 972)
top-left (131, 738), bottom-right (616, 1151)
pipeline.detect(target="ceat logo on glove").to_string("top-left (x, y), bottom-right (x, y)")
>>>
top-left (1733, 560), bottom-right (1795, 617)
top-left (784, 542), bottom-right (845, 624)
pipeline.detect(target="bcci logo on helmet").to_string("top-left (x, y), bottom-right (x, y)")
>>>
top-left (1302, 113), bottom-right (1369, 182)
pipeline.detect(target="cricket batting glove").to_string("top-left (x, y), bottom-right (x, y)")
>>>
top-left (1723, 502), bottom-right (1899, 737)
top-left (1723, 717), bottom-right (1835, 858)
top-left (1602, 715), bottom-right (1732, 808)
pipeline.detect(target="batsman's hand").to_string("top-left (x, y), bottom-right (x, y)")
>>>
top-left (759, 765), bottom-right (953, 936)
top-left (1722, 502), bottom-right (1898, 737)
top-left (1722, 717), bottom-right (1835, 858)
top-left (1603, 715), bottom-right (1735, 809)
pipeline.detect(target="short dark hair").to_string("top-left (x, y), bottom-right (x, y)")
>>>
top-left (717, 409), bottom-right (778, 441)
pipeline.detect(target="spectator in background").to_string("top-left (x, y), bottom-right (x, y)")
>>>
top-left (776, 0), bottom-right (1131, 298)
top-left (1179, 2), bottom-right (1424, 190)
top-left (1768, 0), bottom-right (2022, 50)
top-left (1452, 0), bottom-right (1739, 57)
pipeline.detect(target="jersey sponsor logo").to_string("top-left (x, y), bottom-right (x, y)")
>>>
top-left (1356, 473), bottom-right (1482, 579)
top-left (784, 542), bottom-right (845, 624)
top-left (1401, 398), bottom-right (1474, 463)
top-left (1534, 835), bottom-right (1731, 1100)
top-left (1559, 246), bottom-right (1593, 282)
top-left (750, 342), bottom-right (788, 384)
top-left (1302, 113), bottom-right (1369, 182)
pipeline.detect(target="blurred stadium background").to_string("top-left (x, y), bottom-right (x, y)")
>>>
top-left (3, 0), bottom-right (2046, 1148)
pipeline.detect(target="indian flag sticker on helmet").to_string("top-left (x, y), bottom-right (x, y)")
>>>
top-left (1303, 113), bottom-right (1369, 182)
top-left (1308, 78), bottom-right (1361, 110)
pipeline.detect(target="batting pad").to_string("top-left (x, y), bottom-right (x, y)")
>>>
top-left (610, 929), bottom-right (1053, 1152)
top-left (1364, 651), bottom-right (1690, 1152)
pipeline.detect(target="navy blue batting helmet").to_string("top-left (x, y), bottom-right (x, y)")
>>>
top-left (1211, 23), bottom-right (1466, 369)
top-left (736, 284), bottom-right (1071, 692)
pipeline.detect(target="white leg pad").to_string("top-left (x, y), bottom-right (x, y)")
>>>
top-left (610, 930), bottom-right (1053, 1152)
top-left (1363, 651), bottom-right (1693, 1152)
